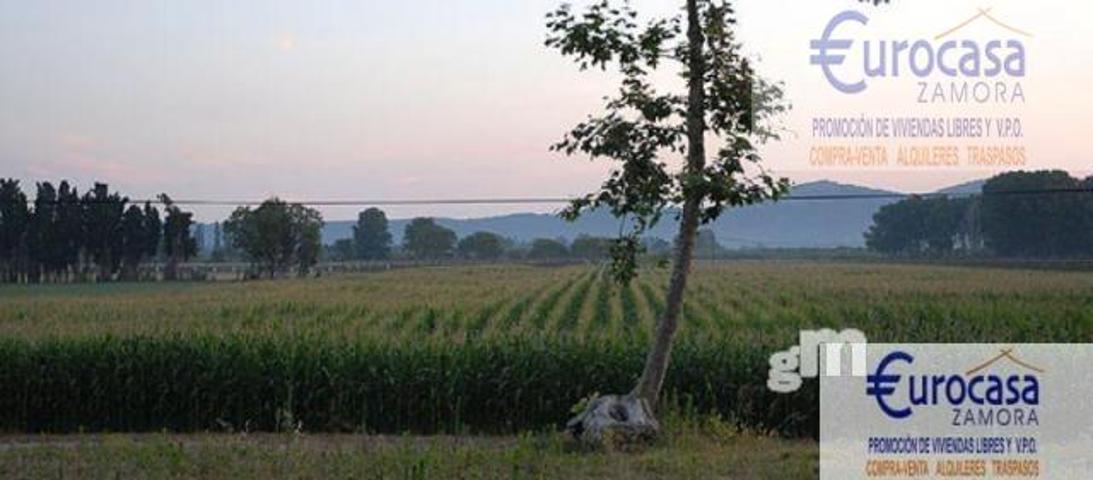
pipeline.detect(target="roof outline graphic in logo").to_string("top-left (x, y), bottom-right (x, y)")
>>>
top-left (964, 347), bottom-right (1045, 376)
top-left (934, 7), bottom-right (1034, 40)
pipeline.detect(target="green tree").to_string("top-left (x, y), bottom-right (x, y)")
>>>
top-left (159, 194), bottom-right (198, 281)
top-left (0, 179), bottom-right (29, 282)
top-left (55, 182), bottom-right (83, 280)
top-left (923, 197), bottom-right (968, 254)
top-left (224, 199), bottom-right (323, 277)
top-left (403, 218), bottom-right (456, 259)
top-left (143, 202), bottom-right (162, 261)
top-left (225, 200), bottom-right (289, 277)
top-left (866, 196), bottom-right (979, 256)
top-left (329, 238), bottom-right (356, 262)
top-left (981, 170), bottom-right (1088, 257)
top-left (547, 0), bottom-right (794, 438)
top-left (865, 197), bottom-right (930, 255)
top-left (120, 204), bottom-right (149, 280)
top-left (570, 235), bottom-right (612, 260)
top-left (526, 238), bottom-right (569, 260)
top-left (457, 231), bottom-right (506, 260)
top-left (117, 202), bottom-right (163, 281)
top-left (291, 203), bottom-right (324, 276)
top-left (27, 182), bottom-right (59, 282)
top-left (354, 207), bottom-right (392, 260)
top-left (82, 183), bottom-right (127, 282)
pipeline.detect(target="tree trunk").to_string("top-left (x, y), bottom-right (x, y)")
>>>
top-left (631, 0), bottom-right (706, 410)
top-left (121, 260), bottom-right (139, 282)
top-left (566, 0), bottom-right (707, 446)
top-left (165, 255), bottom-right (178, 281)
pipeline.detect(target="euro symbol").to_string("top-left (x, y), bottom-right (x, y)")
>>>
top-left (866, 350), bottom-right (913, 419)
top-left (810, 10), bottom-right (868, 94)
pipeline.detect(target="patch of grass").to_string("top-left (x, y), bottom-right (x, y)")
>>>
top-left (0, 427), bottom-right (817, 479)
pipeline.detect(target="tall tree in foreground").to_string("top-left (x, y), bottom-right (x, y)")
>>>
top-left (546, 0), bottom-right (791, 444)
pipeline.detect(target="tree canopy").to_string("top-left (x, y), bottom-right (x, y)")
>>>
top-left (354, 207), bottom-right (392, 260)
top-left (865, 171), bottom-right (1093, 258)
top-left (458, 231), bottom-right (506, 260)
top-left (546, 0), bottom-right (790, 284)
top-left (224, 199), bottom-right (324, 278)
top-left (403, 218), bottom-right (457, 259)
top-left (526, 238), bottom-right (570, 260)
top-left (981, 171), bottom-right (1092, 257)
top-left (570, 235), bottom-right (612, 260)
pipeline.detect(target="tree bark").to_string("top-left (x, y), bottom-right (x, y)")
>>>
top-left (121, 262), bottom-right (138, 282)
top-left (631, 0), bottom-right (706, 410)
top-left (164, 254), bottom-right (179, 281)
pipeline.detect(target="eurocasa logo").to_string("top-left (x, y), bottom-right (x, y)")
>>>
top-left (867, 348), bottom-right (1042, 422)
top-left (810, 8), bottom-right (1029, 94)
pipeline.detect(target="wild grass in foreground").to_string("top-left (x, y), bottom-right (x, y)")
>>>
top-left (0, 416), bottom-right (817, 480)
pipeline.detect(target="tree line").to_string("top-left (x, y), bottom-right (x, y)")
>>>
top-left (0, 180), bottom-right (648, 284)
top-left (316, 208), bottom-right (632, 264)
top-left (865, 170), bottom-right (1093, 257)
top-left (0, 179), bottom-right (197, 283)
top-left (210, 206), bottom-right (627, 278)
top-left (25, 169), bottom-right (1071, 283)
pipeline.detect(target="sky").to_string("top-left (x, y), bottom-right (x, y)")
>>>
top-left (0, 0), bottom-right (1089, 221)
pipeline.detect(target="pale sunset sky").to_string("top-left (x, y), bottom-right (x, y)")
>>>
top-left (0, 0), bottom-right (1088, 221)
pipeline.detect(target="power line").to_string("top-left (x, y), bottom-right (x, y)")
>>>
top-left (137, 197), bottom-right (573, 206)
top-left (109, 187), bottom-right (1093, 205)
top-left (780, 188), bottom-right (1093, 201)
top-left (2, 187), bottom-right (1093, 206)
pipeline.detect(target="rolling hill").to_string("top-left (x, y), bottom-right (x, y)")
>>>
top-left (319, 180), bottom-right (928, 249)
top-left (199, 179), bottom-right (985, 250)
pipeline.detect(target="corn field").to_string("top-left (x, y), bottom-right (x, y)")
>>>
top-left (1, 262), bottom-right (1091, 436)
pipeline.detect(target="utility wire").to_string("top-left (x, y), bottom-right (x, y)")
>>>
top-left (2, 187), bottom-right (1093, 206)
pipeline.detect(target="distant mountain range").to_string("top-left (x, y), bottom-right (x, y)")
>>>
top-left (197, 179), bottom-right (986, 250)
